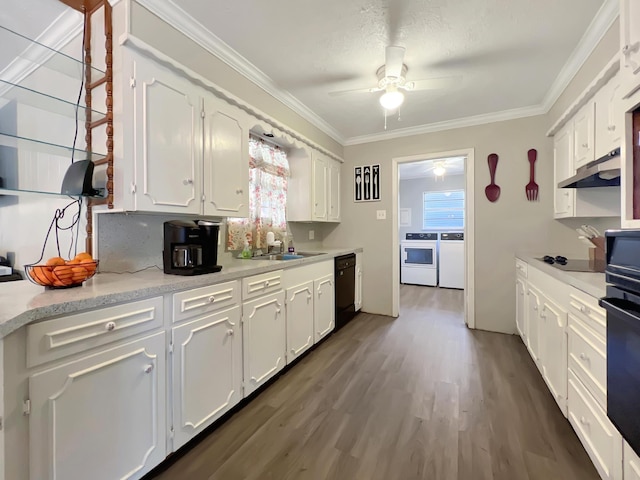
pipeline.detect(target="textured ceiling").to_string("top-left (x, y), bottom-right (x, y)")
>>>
top-left (172, 0), bottom-right (605, 141)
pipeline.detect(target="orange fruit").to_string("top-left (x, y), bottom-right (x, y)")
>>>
top-left (46, 257), bottom-right (66, 266)
top-left (66, 259), bottom-right (81, 265)
top-left (80, 260), bottom-right (97, 276)
top-left (74, 252), bottom-right (93, 262)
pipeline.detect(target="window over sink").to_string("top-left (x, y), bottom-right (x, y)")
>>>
top-left (227, 137), bottom-right (290, 250)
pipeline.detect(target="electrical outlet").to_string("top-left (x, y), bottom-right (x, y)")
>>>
top-left (309, 229), bottom-right (315, 240)
top-left (376, 210), bottom-right (386, 220)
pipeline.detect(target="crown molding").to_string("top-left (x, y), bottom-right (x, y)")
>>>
top-left (343, 104), bottom-right (546, 146)
top-left (541, 0), bottom-right (619, 111)
top-left (0, 9), bottom-right (83, 91)
top-left (134, 0), bottom-right (345, 145)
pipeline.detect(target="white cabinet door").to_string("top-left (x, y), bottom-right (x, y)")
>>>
top-left (540, 296), bottom-right (568, 416)
top-left (133, 57), bottom-right (201, 213)
top-left (526, 286), bottom-right (542, 367)
top-left (312, 153), bottom-right (328, 221)
top-left (285, 281), bottom-right (314, 364)
top-left (515, 277), bottom-right (527, 341)
top-left (621, 0), bottom-right (640, 99)
top-left (203, 96), bottom-right (250, 217)
top-left (242, 291), bottom-right (286, 396)
top-left (554, 123), bottom-right (575, 218)
top-left (595, 75), bottom-right (623, 160)
top-left (328, 159), bottom-right (341, 222)
top-left (624, 441), bottom-right (640, 480)
top-left (314, 274), bottom-right (335, 342)
top-left (171, 306), bottom-right (242, 450)
top-left (29, 332), bottom-right (166, 480)
top-left (574, 101), bottom-right (595, 169)
top-left (355, 252), bottom-right (363, 312)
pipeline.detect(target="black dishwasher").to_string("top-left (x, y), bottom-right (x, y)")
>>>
top-left (335, 254), bottom-right (356, 330)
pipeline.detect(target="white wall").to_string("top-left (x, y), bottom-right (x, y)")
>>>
top-left (399, 174), bottom-right (465, 238)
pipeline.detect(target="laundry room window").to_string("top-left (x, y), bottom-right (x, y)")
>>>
top-left (422, 190), bottom-right (465, 230)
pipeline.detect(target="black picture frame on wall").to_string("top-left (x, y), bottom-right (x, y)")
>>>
top-left (354, 164), bottom-right (380, 202)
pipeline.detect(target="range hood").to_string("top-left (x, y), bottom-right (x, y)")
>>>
top-left (558, 149), bottom-right (621, 188)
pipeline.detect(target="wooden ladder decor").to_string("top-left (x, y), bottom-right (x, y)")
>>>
top-left (59, 0), bottom-right (114, 255)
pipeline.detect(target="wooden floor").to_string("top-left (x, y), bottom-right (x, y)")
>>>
top-left (148, 285), bottom-right (598, 480)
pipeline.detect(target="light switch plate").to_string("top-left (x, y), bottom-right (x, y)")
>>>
top-left (309, 230), bottom-right (315, 240)
top-left (376, 210), bottom-right (386, 220)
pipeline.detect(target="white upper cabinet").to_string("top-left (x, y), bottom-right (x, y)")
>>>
top-left (621, 0), bottom-right (640, 100)
top-left (133, 57), bottom-right (202, 213)
top-left (203, 96), bottom-right (250, 217)
top-left (554, 123), bottom-right (575, 219)
top-left (287, 148), bottom-right (341, 223)
top-left (573, 101), bottom-right (595, 169)
top-left (328, 159), bottom-right (341, 222)
top-left (595, 73), bottom-right (623, 159)
top-left (312, 152), bottom-right (328, 221)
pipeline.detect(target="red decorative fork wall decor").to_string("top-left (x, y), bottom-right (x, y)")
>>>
top-left (525, 149), bottom-right (539, 201)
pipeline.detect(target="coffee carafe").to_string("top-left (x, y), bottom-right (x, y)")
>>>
top-left (163, 220), bottom-right (223, 275)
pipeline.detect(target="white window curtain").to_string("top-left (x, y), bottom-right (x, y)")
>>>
top-left (227, 138), bottom-right (290, 250)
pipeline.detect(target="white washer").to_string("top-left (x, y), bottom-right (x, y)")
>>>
top-left (400, 233), bottom-right (438, 286)
top-left (439, 232), bottom-right (464, 289)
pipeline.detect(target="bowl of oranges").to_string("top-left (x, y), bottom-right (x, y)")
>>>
top-left (25, 252), bottom-right (98, 289)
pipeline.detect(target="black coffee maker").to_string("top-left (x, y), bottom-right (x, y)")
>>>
top-left (163, 220), bottom-right (223, 275)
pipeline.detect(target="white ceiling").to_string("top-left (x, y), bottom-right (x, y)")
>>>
top-left (399, 157), bottom-right (465, 180)
top-left (167, 0), bottom-right (608, 143)
top-left (1, 0), bottom-right (613, 145)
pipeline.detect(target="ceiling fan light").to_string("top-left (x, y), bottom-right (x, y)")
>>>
top-left (433, 165), bottom-right (446, 177)
top-left (379, 89), bottom-right (404, 110)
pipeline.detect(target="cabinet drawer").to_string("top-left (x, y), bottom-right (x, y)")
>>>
top-left (568, 288), bottom-right (606, 338)
top-left (173, 280), bottom-right (240, 323)
top-left (27, 296), bottom-right (164, 368)
top-left (242, 270), bottom-right (283, 300)
top-left (568, 314), bottom-right (607, 410)
top-left (568, 370), bottom-right (622, 480)
top-left (515, 258), bottom-right (528, 278)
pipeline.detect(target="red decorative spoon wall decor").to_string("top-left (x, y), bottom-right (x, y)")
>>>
top-left (485, 153), bottom-right (500, 202)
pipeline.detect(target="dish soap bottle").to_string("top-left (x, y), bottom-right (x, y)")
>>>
top-left (285, 223), bottom-right (295, 253)
top-left (241, 240), bottom-right (252, 259)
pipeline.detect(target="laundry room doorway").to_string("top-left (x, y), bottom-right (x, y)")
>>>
top-left (391, 149), bottom-right (475, 328)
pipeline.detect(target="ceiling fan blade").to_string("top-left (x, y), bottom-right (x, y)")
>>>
top-left (404, 75), bottom-right (463, 91)
top-left (328, 86), bottom-right (383, 96)
top-left (385, 46), bottom-right (405, 79)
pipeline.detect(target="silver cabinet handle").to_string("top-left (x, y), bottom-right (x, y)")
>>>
top-left (236, 188), bottom-right (243, 194)
top-left (183, 179), bottom-right (194, 185)
top-left (227, 329), bottom-right (234, 336)
top-left (582, 143), bottom-right (588, 148)
top-left (144, 364), bottom-right (154, 374)
top-left (533, 305), bottom-right (538, 311)
top-left (276, 308), bottom-right (281, 315)
top-left (265, 280), bottom-right (270, 287)
top-left (608, 125), bottom-right (616, 131)
top-left (105, 321), bottom-right (116, 331)
top-left (579, 353), bottom-right (590, 362)
top-left (580, 416), bottom-right (589, 426)
top-left (208, 295), bottom-right (215, 303)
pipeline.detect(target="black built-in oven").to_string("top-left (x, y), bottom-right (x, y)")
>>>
top-left (600, 230), bottom-right (640, 456)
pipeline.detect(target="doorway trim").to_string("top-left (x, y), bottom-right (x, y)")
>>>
top-left (391, 148), bottom-right (475, 328)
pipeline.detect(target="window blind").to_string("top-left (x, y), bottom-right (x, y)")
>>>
top-left (423, 190), bottom-right (465, 230)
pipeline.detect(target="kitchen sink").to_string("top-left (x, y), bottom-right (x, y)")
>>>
top-left (250, 252), bottom-right (326, 261)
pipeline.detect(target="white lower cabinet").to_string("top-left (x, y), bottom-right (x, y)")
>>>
top-left (314, 274), bottom-right (335, 342)
top-left (568, 370), bottom-right (622, 480)
top-left (539, 295), bottom-right (568, 415)
top-left (526, 285), bottom-right (542, 367)
top-left (242, 290), bottom-right (286, 396)
top-left (29, 332), bottom-right (166, 480)
top-left (171, 306), bottom-right (242, 450)
top-left (285, 281), bottom-right (314, 364)
top-left (625, 441), bottom-right (640, 480)
top-left (515, 277), bottom-right (527, 341)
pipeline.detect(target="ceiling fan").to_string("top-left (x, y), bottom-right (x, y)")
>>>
top-left (329, 46), bottom-right (460, 111)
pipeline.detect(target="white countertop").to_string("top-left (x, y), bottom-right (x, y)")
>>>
top-left (0, 248), bottom-right (361, 339)
top-left (516, 253), bottom-right (606, 299)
